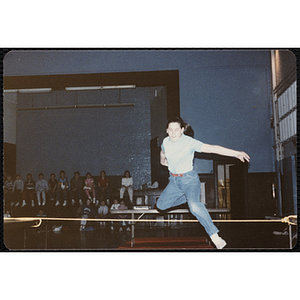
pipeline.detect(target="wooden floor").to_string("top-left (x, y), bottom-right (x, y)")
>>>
top-left (3, 220), bottom-right (295, 251)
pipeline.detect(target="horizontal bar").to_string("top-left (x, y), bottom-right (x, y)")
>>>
top-left (17, 103), bottom-right (135, 111)
top-left (4, 217), bottom-right (289, 224)
top-left (65, 85), bottom-right (136, 91)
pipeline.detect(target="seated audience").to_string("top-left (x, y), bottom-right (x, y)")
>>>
top-left (55, 170), bottom-right (69, 207)
top-left (97, 170), bottom-right (109, 205)
top-left (118, 199), bottom-right (131, 232)
top-left (13, 174), bottom-right (24, 208)
top-left (22, 173), bottom-right (35, 208)
top-left (98, 199), bottom-right (109, 226)
top-left (70, 171), bottom-right (84, 206)
top-left (80, 198), bottom-right (97, 231)
top-left (110, 199), bottom-right (120, 231)
top-left (36, 173), bottom-right (49, 206)
top-left (120, 170), bottom-right (133, 204)
top-left (4, 175), bottom-right (14, 211)
top-left (48, 174), bottom-right (58, 202)
top-left (84, 172), bottom-right (96, 204)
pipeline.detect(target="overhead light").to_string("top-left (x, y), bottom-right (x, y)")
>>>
top-left (18, 88), bottom-right (52, 93)
top-left (65, 86), bottom-right (102, 91)
top-left (4, 89), bottom-right (18, 93)
top-left (65, 85), bottom-right (136, 91)
top-left (101, 85), bottom-right (136, 90)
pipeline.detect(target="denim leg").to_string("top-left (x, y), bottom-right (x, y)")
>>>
top-left (37, 192), bottom-right (41, 205)
top-left (180, 171), bottom-right (219, 237)
top-left (42, 191), bottom-right (46, 203)
top-left (156, 176), bottom-right (187, 211)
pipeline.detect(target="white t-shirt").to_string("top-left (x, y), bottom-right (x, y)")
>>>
top-left (121, 177), bottom-right (133, 187)
top-left (161, 133), bottom-right (203, 174)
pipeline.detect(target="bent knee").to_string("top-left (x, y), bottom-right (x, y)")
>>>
top-left (188, 201), bottom-right (205, 215)
top-left (156, 198), bottom-right (168, 211)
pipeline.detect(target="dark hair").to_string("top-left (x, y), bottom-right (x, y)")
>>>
top-left (86, 172), bottom-right (92, 177)
top-left (15, 174), bottom-right (20, 177)
top-left (166, 116), bottom-right (194, 137)
top-left (27, 173), bottom-right (32, 177)
top-left (50, 173), bottom-right (55, 177)
top-left (184, 123), bottom-right (194, 138)
top-left (74, 171), bottom-right (80, 176)
top-left (123, 170), bottom-right (131, 178)
top-left (39, 173), bottom-right (44, 177)
top-left (166, 116), bottom-right (186, 129)
top-left (100, 170), bottom-right (106, 176)
top-left (59, 170), bottom-right (65, 175)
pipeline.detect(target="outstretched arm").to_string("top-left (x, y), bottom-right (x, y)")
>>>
top-left (201, 143), bottom-right (250, 163)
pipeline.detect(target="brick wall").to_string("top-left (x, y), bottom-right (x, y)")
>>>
top-left (16, 87), bottom-right (166, 188)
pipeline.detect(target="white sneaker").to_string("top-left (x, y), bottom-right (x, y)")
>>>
top-left (21, 201), bottom-right (26, 208)
top-left (11, 202), bottom-right (15, 206)
top-left (42, 200), bottom-right (46, 206)
top-left (119, 227), bottom-right (123, 232)
top-left (32, 200), bottom-right (35, 207)
top-left (126, 227), bottom-right (131, 232)
top-left (273, 230), bottom-right (289, 236)
top-left (93, 198), bottom-right (96, 204)
top-left (210, 233), bottom-right (227, 249)
top-left (15, 202), bottom-right (20, 206)
top-left (71, 199), bottom-right (75, 206)
top-left (55, 201), bottom-right (60, 206)
top-left (38, 201), bottom-right (41, 206)
top-left (63, 200), bottom-right (67, 206)
top-left (53, 225), bottom-right (63, 232)
top-left (79, 199), bottom-right (83, 205)
top-left (96, 200), bottom-right (99, 206)
top-left (111, 226), bottom-right (114, 231)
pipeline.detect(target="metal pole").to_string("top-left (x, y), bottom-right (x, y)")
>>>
top-left (131, 212), bottom-right (135, 247)
top-left (289, 224), bottom-right (292, 249)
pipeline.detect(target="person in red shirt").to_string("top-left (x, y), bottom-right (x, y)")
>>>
top-left (97, 170), bottom-right (109, 206)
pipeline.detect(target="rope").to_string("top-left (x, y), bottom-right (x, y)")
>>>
top-left (281, 215), bottom-right (297, 226)
top-left (4, 215), bottom-right (297, 228)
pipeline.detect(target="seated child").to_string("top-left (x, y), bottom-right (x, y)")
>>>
top-left (4, 175), bottom-right (14, 211)
top-left (118, 200), bottom-right (131, 232)
top-left (84, 172), bottom-right (96, 204)
top-left (13, 174), bottom-right (24, 207)
top-left (120, 170), bottom-right (133, 204)
top-left (22, 173), bottom-right (35, 207)
top-left (70, 171), bottom-right (84, 206)
top-left (36, 173), bottom-right (49, 206)
top-left (80, 198), bottom-right (97, 231)
top-left (98, 200), bottom-right (109, 226)
top-left (97, 170), bottom-right (109, 205)
top-left (110, 199), bottom-right (120, 231)
top-left (55, 170), bottom-right (69, 207)
top-left (48, 174), bottom-right (58, 202)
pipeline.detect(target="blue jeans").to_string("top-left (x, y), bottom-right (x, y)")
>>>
top-left (156, 170), bottom-right (219, 237)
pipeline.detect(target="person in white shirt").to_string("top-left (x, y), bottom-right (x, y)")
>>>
top-left (120, 170), bottom-right (133, 204)
top-left (110, 199), bottom-right (120, 230)
top-left (157, 117), bottom-right (250, 249)
top-left (36, 173), bottom-right (49, 206)
top-left (98, 200), bottom-right (109, 227)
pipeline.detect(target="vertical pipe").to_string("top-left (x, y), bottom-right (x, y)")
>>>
top-left (289, 224), bottom-right (292, 249)
top-left (131, 213), bottom-right (135, 247)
